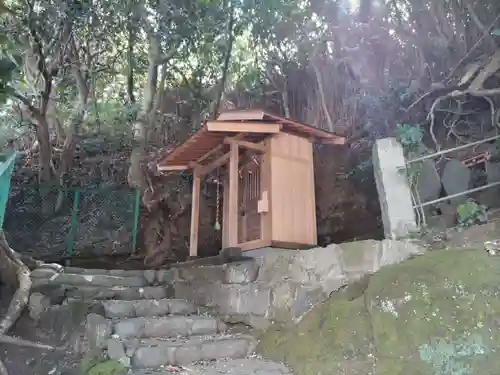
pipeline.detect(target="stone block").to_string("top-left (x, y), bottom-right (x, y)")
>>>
top-left (338, 241), bottom-right (381, 279)
top-left (413, 159), bottom-right (441, 202)
top-left (102, 298), bottom-right (198, 318)
top-left (108, 269), bottom-right (145, 277)
top-left (378, 239), bottom-right (425, 270)
top-left (130, 336), bottom-right (255, 368)
top-left (114, 317), bottom-right (146, 339)
top-left (132, 345), bottom-right (175, 368)
top-left (65, 286), bottom-right (167, 301)
top-left (167, 299), bottom-right (198, 315)
top-left (133, 299), bottom-right (171, 317)
top-left (38, 300), bottom-right (96, 346)
top-left (442, 159), bottom-right (470, 204)
top-left (224, 261), bottom-right (259, 284)
top-left (31, 284), bottom-right (67, 305)
top-left (102, 300), bottom-right (136, 318)
top-left (177, 265), bottom-right (225, 283)
top-left (65, 267), bottom-right (109, 275)
top-left (106, 338), bottom-right (130, 367)
top-left (28, 292), bottom-right (51, 321)
top-left (174, 343), bottom-right (203, 365)
top-left (269, 282), bottom-right (326, 322)
top-left (113, 316), bottom-right (222, 339)
top-left (157, 268), bottom-right (180, 284)
top-left (222, 314), bottom-right (272, 330)
top-left (176, 282), bottom-right (272, 317)
top-left (44, 273), bottom-right (148, 287)
top-left (255, 246), bottom-right (346, 295)
top-left (65, 286), bottom-right (117, 300)
top-left (86, 313), bottom-right (112, 351)
top-left (143, 270), bottom-right (156, 284)
top-left (200, 337), bottom-right (252, 361)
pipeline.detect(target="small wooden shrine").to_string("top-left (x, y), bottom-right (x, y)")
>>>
top-left (157, 110), bottom-right (346, 257)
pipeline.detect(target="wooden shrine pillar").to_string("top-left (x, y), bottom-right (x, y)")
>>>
top-left (189, 168), bottom-right (201, 257)
top-left (227, 142), bottom-right (239, 246)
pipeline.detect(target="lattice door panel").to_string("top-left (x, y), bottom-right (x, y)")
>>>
top-left (238, 158), bottom-right (262, 243)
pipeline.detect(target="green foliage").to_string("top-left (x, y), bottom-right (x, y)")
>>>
top-left (345, 159), bottom-right (374, 183)
top-left (396, 124), bottom-right (424, 153)
top-left (80, 354), bottom-right (126, 375)
top-left (457, 199), bottom-right (488, 228)
top-left (80, 353), bottom-right (106, 374)
top-left (87, 361), bottom-right (126, 375)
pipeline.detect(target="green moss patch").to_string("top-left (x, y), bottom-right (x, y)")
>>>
top-left (257, 249), bottom-right (500, 375)
top-left (80, 354), bottom-right (126, 375)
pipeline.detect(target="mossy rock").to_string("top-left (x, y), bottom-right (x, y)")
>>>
top-left (257, 249), bottom-right (500, 375)
top-left (80, 354), bottom-right (126, 375)
top-left (87, 361), bottom-right (126, 375)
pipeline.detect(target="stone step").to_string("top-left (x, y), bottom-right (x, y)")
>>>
top-left (107, 335), bottom-right (256, 368)
top-left (128, 359), bottom-right (294, 375)
top-left (31, 267), bottom-right (174, 285)
top-left (64, 286), bottom-right (172, 301)
top-left (102, 298), bottom-right (198, 318)
top-left (64, 267), bottom-right (146, 277)
top-left (112, 316), bottom-right (226, 339)
top-left (31, 273), bottom-right (148, 288)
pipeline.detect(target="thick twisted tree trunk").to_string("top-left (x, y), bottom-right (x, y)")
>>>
top-left (0, 232), bottom-right (54, 375)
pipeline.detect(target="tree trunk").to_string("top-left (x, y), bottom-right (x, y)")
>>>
top-left (128, 33), bottom-right (160, 191)
top-left (0, 233), bottom-right (61, 375)
top-left (35, 117), bottom-right (53, 183)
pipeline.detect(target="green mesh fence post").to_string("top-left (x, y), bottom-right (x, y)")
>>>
top-left (67, 189), bottom-right (80, 260)
top-left (131, 189), bottom-right (140, 253)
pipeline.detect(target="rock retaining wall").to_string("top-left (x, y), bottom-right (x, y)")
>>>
top-left (29, 239), bottom-right (425, 329)
top-left (167, 239), bottom-right (425, 326)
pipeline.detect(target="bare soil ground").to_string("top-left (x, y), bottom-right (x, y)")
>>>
top-left (0, 299), bottom-right (80, 375)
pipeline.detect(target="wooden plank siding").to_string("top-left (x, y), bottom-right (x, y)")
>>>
top-left (269, 133), bottom-right (317, 246)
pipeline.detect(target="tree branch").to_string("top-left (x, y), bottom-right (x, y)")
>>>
top-left (444, 12), bottom-right (500, 83)
top-left (12, 92), bottom-right (40, 119)
top-left (155, 40), bottom-right (182, 65)
top-left (211, 1), bottom-right (235, 119)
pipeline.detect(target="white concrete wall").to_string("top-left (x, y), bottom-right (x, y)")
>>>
top-left (372, 138), bottom-right (417, 239)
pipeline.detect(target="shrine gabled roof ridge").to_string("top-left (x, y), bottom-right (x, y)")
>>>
top-left (157, 110), bottom-right (346, 170)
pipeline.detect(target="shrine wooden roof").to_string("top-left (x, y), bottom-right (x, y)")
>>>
top-left (157, 109), bottom-right (346, 172)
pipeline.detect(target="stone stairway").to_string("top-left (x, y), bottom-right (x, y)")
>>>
top-left (28, 265), bottom-right (258, 372)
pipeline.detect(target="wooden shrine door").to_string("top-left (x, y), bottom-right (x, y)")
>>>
top-left (238, 157), bottom-right (262, 243)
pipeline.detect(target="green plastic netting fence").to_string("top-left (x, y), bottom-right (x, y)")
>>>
top-left (4, 184), bottom-right (140, 260)
top-left (0, 153), bottom-right (16, 230)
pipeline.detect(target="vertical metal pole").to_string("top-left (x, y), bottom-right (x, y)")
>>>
top-left (66, 189), bottom-right (80, 264)
top-left (131, 189), bottom-right (141, 253)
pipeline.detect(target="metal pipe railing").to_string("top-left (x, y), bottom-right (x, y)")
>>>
top-left (413, 180), bottom-right (500, 209)
top-left (406, 134), bottom-right (500, 165)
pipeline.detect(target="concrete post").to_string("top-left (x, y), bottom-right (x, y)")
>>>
top-left (372, 138), bottom-right (417, 239)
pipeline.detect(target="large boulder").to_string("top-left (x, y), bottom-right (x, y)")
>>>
top-left (257, 249), bottom-right (500, 375)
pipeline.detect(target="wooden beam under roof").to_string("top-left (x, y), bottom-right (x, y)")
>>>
top-left (224, 138), bottom-right (266, 152)
top-left (157, 164), bottom-right (189, 172)
top-left (206, 121), bottom-right (281, 134)
top-left (199, 152), bottom-right (231, 176)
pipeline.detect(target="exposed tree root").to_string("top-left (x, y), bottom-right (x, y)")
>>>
top-left (0, 334), bottom-right (56, 350)
top-left (0, 358), bottom-right (7, 375)
top-left (0, 232), bottom-right (54, 375)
